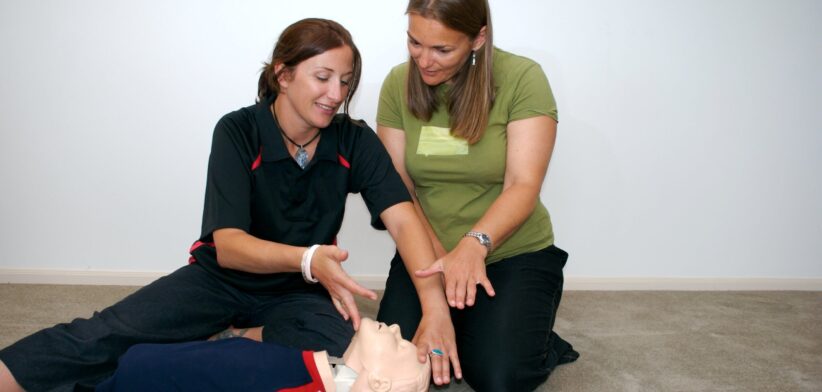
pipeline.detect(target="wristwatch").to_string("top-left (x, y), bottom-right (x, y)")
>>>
top-left (464, 231), bottom-right (493, 254)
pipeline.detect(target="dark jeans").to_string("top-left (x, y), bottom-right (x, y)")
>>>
top-left (377, 245), bottom-right (577, 392)
top-left (0, 263), bottom-right (353, 392)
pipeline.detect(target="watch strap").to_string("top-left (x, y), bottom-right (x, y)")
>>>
top-left (464, 231), bottom-right (493, 253)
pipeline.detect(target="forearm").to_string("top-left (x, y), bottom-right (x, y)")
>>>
top-left (410, 196), bottom-right (448, 257)
top-left (468, 115), bottom-right (557, 251)
top-left (213, 228), bottom-right (305, 274)
top-left (382, 203), bottom-right (449, 312)
top-left (470, 182), bottom-right (541, 250)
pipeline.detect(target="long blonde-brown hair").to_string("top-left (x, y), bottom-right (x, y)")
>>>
top-left (406, 0), bottom-right (494, 144)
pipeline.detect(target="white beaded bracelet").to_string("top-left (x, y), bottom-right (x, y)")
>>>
top-left (301, 245), bottom-right (320, 283)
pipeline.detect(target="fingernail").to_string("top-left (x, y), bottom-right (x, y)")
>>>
top-left (456, 372), bottom-right (462, 379)
top-left (435, 377), bottom-right (442, 384)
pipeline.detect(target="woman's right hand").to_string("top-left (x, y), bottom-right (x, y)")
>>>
top-left (412, 310), bottom-right (462, 385)
top-left (415, 236), bottom-right (496, 309)
top-left (310, 245), bottom-right (378, 331)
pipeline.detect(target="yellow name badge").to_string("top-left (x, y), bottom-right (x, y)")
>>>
top-left (416, 126), bottom-right (469, 156)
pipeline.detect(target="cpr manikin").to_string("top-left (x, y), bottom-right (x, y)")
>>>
top-left (96, 318), bottom-right (430, 392)
top-left (336, 317), bottom-right (431, 392)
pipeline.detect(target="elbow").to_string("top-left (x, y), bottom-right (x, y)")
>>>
top-left (381, 202), bottom-right (418, 238)
top-left (214, 250), bottom-right (230, 268)
top-left (501, 182), bottom-right (543, 220)
top-left (212, 228), bottom-right (243, 269)
top-left (213, 244), bottom-right (232, 268)
top-left (507, 182), bottom-right (542, 204)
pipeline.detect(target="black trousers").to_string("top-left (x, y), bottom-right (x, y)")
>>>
top-left (377, 245), bottom-right (576, 392)
top-left (0, 263), bottom-right (353, 392)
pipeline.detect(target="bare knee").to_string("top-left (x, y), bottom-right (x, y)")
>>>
top-left (0, 360), bottom-right (26, 392)
top-left (208, 326), bottom-right (263, 342)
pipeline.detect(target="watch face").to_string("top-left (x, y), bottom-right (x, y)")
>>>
top-left (466, 232), bottom-right (492, 250)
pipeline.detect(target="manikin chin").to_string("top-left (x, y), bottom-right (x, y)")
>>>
top-left (318, 318), bottom-right (431, 392)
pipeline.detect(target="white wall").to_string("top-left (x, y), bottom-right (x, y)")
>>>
top-left (1, 0), bottom-right (820, 283)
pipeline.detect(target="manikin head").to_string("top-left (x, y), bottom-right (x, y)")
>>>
top-left (342, 318), bottom-right (430, 392)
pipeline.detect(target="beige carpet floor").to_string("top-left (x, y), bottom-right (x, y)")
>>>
top-left (1, 284), bottom-right (820, 391)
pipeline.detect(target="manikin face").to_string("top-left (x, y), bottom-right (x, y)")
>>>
top-left (276, 45), bottom-right (354, 134)
top-left (406, 13), bottom-right (484, 86)
top-left (343, 318), bottom-right (430, 392)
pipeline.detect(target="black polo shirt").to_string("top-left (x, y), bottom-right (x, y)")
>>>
top-left (189, 96), bottom-right (411, 293)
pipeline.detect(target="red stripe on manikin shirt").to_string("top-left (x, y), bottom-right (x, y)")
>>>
top-left (337, 154), bottom-right (350, 169)
top-left (279, 351), bottom-right (327, 392)
top-left (187, 241), bottom-right (215, 264)
top-left (251, 148), bottom-right (263, 171)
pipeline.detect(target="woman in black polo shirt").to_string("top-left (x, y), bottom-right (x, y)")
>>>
top-left (0, 18), bottom-right (446, 392)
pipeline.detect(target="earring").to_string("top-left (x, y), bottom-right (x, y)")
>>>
top-left (471, 51), bottom-right (476, 66)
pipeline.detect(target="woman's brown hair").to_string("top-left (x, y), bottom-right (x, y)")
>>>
top-left (257, 18), bottom-right (362, 115)
top-left (406, 0), bottom-right (494, 144)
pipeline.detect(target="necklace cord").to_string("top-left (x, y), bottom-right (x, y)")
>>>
top-left (270, 104), bottom-right (319, 169)
top-left (271, 104), bottom-right (321, 148)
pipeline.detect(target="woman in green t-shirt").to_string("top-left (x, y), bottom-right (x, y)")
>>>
top-left (375, 1), bottom-right (579, 390)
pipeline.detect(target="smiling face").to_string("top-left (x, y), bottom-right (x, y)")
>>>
top-left (275, 45), bottom-right (354, 135)
top-left (406, 13), bottom-right (484, 86)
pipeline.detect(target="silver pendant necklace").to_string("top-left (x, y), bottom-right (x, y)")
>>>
top-left (280, 130), bottom-right (320, 169)
top-left (271, 105), bottom-right (320, 169)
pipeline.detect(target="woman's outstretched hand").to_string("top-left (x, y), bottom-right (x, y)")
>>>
top-left (311, 245), bottom-right (377, 330)
top-left (413, 311), bottom-right (462, 385)
top-left (415, 238), bottom-right (495, 309)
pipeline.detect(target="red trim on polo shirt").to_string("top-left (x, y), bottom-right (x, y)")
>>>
top-left (251, 148), bottom-right (263, 171)
top-left (337, 153), bottom-right (350, 169)
top-left (278, 351), bottom-right (326, 392)
top-left (187, 241), bottom-right (215, 264)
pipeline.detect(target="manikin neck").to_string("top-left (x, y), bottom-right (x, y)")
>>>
top-left (314, 351), bottom-right (357, 392)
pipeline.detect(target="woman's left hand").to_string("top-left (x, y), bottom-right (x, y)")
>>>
top-left (412, 310), bottom-right (461, 385)
top-left (415, 237), bottom-right (495, 309)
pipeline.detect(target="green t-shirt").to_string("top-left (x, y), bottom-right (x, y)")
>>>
top-left (377, 48), bottom-right (558, 264)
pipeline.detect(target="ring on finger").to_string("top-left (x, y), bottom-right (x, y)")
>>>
top-left (429, 348), bottom-right (444, 357)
